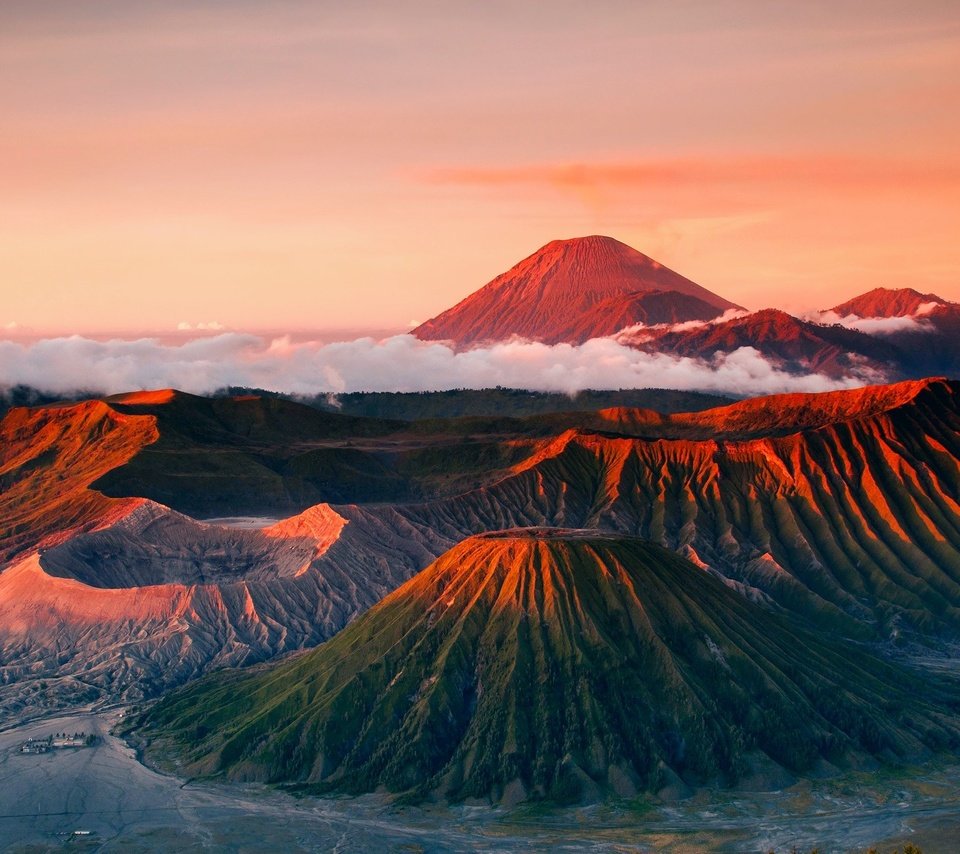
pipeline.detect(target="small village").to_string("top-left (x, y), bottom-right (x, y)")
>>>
top-left (19, 732), bottom-right (98, 755)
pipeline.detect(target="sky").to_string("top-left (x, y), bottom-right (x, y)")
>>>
top-left (2, 0), bottom-right (960, 337)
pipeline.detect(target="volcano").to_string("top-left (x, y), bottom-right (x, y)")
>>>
top-left (413, 235), bottom-right (741, 346)
top-left (135, 529), bottom-right (959, 804)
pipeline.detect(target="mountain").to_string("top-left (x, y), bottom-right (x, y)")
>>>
top-left (0, 390), bottom-right (410, 565)
top-left (6, 387), bottom-right (747, 587)
top-left (319, 378), bottom-right (960, 639)
top-left (5, 378), bottom-right (960, 722)
top-left (133, 530), bottom-right (960, 804)
top-left (0, 399), bottom-right (159, 563)
top-left (609, 286), bottom-right (960, 383)
top-left (412, 235), bottom-right (741, 346)
top-left (827, 288), bottom-right (960, 378)
top-left (831, 287), bottom-right (949, 318)
top-left (558, 289), bottom-right (725, 344)
top-left (0, 392), bottom-right (515, 719)
top-left (0, 500), bottom-right (401, 718)
top-left (626, 308), bottom-right (903, 378)
top-left (0, 388), bottom-right (728, 719)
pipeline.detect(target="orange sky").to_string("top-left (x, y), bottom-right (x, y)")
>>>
top-left (2, 1), bottom-right (959, 335)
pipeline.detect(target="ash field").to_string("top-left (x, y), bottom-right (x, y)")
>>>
top-left (0, 707), bottom-right (958, 853)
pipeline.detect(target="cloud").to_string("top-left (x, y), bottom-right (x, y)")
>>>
top-left (176, 321), bottom-right (225, 331)
top-left (811, 305), bottom-right (939, 336)
top-left (614, 308), bottom-right (750, 342)
top-left (422, 157), bottom-right (960, 194)
top-left (0, 333), bottom-right (886, 400)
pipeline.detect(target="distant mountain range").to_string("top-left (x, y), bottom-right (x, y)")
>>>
top-left (629, 287), bottom-right (960, 380)
top-left (414, 235), bottom-right (960, 381)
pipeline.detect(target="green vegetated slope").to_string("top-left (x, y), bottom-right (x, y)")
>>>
top-left (136, 530), bottom-right (960, 804)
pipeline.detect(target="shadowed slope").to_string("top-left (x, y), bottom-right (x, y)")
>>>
top-left (94, 390), bottom-right (568, 517)
top-left (86, 389), bottom-right (734, 519)
top-left (413, 236), bottom-right (740, 346)
top-left (136, 530), bottom-right (960, 804)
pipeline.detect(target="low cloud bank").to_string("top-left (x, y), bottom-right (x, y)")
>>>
top-left (811, 303), bottom-right (939, 336)
top-left (0, 333), bottom-right (885, 399)
top-left (614, 309), bottom-right (749, 342)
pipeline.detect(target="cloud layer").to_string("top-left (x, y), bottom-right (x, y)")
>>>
top-left (614, 309), bottom-right (750, 342)
top-left (810, 303), bottom-right (940, 336)
top-left (0, 332), bottom-right (886, 400)
top-left (424, 157), bottom-right (960, 194)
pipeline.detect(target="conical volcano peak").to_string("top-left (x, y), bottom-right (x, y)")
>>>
top-left (537, 234), bottom-right (661, 265)
top-left (413, 235), bottom-right (741, 346)
top-left (138, 530), bottom-right (959, 804)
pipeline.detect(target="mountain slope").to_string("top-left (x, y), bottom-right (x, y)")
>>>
top-left (626, 308), bottom-right (901, 378)
top-left (0, 391), bottom-right (415, 562)
top-left (831, 287), bottom-right (949, 318)
top-left (559, 289), bottom-right (726, 344)
top-left (0, 400), bottom-right (158, 563)
top-left (135, 530), bottom-right (960, 804)
top-left (829, 288), bottom-right (960, 378)
top-left (0, 500), bottom-right (418, 721)
top-left (335, 378), bottom-right (960, 638)
top-left (413, 235), bottom-right (741, 346)
top-left (6, 378), bottom-right (960, 722)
